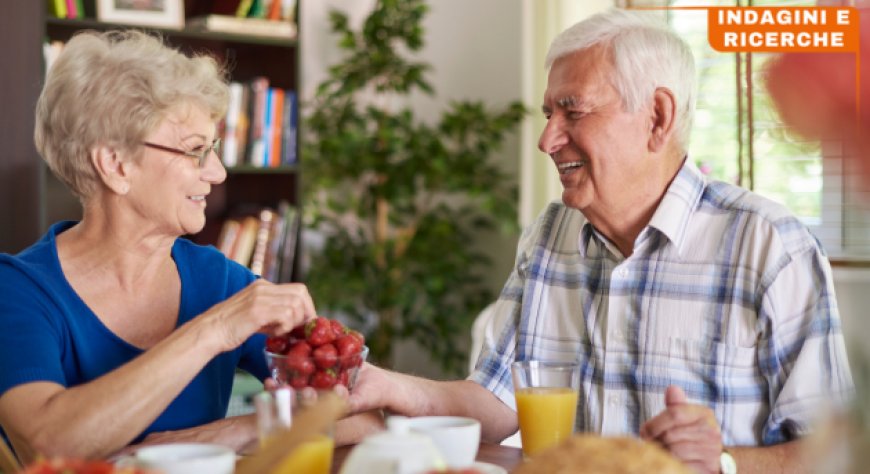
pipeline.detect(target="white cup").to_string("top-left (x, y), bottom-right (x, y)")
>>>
top-left (134, 443), bottom-right (236, 474)
top-left (403, 416), bottom-right (481, 468)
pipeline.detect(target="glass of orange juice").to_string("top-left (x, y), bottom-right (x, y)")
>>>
top-left (254, 388), bottom-right (334, 474)
top-left (511, 360), bottom-right (581, 457)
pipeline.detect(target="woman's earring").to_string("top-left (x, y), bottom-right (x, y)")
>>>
top-left (120, 184), bottom-right (129, 194)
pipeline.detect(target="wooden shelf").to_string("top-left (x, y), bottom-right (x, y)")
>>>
top-left (45, 17), bottom-right (298, 48)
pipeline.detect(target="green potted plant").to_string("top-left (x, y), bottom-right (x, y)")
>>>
top-left (302, 0), bottom-right (525, 374)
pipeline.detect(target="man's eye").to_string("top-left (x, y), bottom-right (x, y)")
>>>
top-left (567, 112), bottom-right (586, 120)
top-left (190, 145), bottom-right (206, 153)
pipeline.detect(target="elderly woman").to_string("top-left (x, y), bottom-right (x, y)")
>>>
top-left (0, 30), bottom-right (316, 462)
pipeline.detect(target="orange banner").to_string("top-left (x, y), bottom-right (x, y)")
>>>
top-left (707, 7), bottom-right (860, 53)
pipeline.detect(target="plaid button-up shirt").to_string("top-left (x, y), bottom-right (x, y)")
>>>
top-left (470, 161), bottom-right (853, 446)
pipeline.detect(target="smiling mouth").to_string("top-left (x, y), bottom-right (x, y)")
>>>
top-left (557, 161), bottom-right (585, 175)
top-left (188, 195), bottom-right (207, 202)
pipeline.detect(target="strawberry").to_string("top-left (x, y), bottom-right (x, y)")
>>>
top-left (265, 336), bottom-right (288, 354)
top-left (311, 369), bottom-right (338, 389)
top-left (288, 373), bottom-right (310, 389)
top-left (330, 319), bottom-right (347, 338)
top-left (348, 330), bottom-right (366, 345)
top-left (312, 343), bottom-right (338, 369)
top-left (286, 340), bottom-right (312, 358)
top-left (305, 317), bottom-right (337, 346)
top-left (285, 353), bottom-right (315, 376)
top-left (335, 334), bottom-right (362, 358)
top-left (337, 368), bottom-right (350, 387)
top-left (289, 323), bottom-right (307, 340)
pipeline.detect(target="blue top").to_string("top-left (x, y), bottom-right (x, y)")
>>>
top-left (0, 221), bottom-right (269, 442)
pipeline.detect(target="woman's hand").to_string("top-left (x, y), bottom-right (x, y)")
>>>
top-left (204, 280), bottom-right (316, 352)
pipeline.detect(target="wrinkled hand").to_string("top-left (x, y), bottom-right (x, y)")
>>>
top-left (345, 363), bottom-right (396, 414)
top-left (640, 385), bottom-right (722, 474)
top-left (205, 280), bottom-right (316, 352)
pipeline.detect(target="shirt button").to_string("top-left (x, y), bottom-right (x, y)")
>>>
top-left (614, 268), bottom-right (628, 278)
top-left (607, 394), bottom-right (620, 406)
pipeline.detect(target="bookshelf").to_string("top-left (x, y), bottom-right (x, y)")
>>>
top-left (0, 0), bottom-right (302, 281)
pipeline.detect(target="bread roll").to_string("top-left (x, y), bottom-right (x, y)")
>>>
top-left (513, 435), bottom-right (692, 474)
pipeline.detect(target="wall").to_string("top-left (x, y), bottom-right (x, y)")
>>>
top-left (301, 0), bottom-right (524, 379)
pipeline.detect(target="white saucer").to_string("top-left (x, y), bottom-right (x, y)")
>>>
top-left (471, 461), bottom-right (508, 474)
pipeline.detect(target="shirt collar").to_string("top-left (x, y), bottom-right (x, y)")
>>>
top-left (646, 158), bottom-right (706, 254)
top-left (577, 159), bottom-right (706, 257)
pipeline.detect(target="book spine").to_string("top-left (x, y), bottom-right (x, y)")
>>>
top-left (236, 0), bottom-right (254, 17)
top-left (270, 89), bottom-right (285, 168)
top-left (48, 0), bottom-right (67, 18)
top-left (262, 88), bottom-right (274, 168)
top-left (250, 208), bottom-right (275, 276)
top-left (281, 90), bottom-right (297, 166)
top-left (246, 77), bottom-right (269, 167)
top-left (267, 0), bottom-right (282, 21)
top-left (222, 82), bottom-right (244, 168)
top-left (64, 0), bottom-right (77, 18)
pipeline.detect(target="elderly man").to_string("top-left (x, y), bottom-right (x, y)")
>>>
top-left (349, 9), bottom-right (853, 473)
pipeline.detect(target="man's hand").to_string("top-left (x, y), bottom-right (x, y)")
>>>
top-left (640, 385), bottom-right (723, 474)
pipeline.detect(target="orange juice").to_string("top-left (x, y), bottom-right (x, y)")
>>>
top-left (271, 434), bottom-right (334, 474)
top-left (515, 387), bottom-right (579, 456)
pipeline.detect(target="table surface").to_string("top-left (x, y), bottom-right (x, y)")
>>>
top-left (331, 442), bottom-right (523, 473)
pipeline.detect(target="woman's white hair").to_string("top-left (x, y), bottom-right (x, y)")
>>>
top-left (34, 30), bottom-right (229, 201)
top-left (545, 9), bottom-right (696, 150)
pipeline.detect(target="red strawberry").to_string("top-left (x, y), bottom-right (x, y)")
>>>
top-left (335, 334), bottom-right (362, 358)
top-left (285, 353), bottom-right (315, 376)
top-left (348, 330), bottom-right (365, 345)
top-left (265, 336), bottom-right (288, 354)
top-left (337, 368), bottom-right (350, 387)
top-left (286, 340), bottom-right (312, 358)
top-left (288, 373), bottom-right (310, 389)
top-left (311, 369), bottom-right (338, 389)
top-left (330, 319), bottom-right (347, 338)
top-left (312, 343), bottom-right (338, 369)
top-left (289, 323), bottom-right (307, 340)
top-left (306, 317), bottom-right (337, 346)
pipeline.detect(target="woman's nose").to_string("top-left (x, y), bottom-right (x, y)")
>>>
top-left (202, 149), bottom-right (227, 185)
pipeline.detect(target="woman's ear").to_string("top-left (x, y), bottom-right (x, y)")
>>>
top-left (90, 145), bottom-right (131, 195)
top-left (648, 87), bottom-right (677, 153)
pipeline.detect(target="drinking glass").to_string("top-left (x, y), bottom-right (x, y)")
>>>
top-left (511, 360), bottom-right (581, 457)
top-left (254, 388), bottom-right (334, 474)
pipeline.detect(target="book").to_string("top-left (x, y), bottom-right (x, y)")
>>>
top-left (187, 15), bottom-right (297, 39)
top-left (235, 0), bottom-right (254, 17)
top-left (246, 77), bottom-right (269, 167)
top-left (216, 218), bottom-right (242, 257)
top-left (232, 216), bottom-right (261, 268)
top-left (65, 0), bottom-right (77, 19)
top-left (262, 200), bottom-right (289, 282)
top-left (269, 88), bottom-right (285, 168)
top-left (47, 0), bottom-right (67, 19)
top-left (281, 90), bottom-right (297, 165)
top-left (221, 82), bottom-right (245, 167)
top-left (250, 208), bottom-right (275, 276)
top-left (277, 204), bottom-right (300, 283)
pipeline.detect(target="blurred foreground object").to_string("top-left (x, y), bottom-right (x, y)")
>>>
top-left (765, 8), bottom-right (870, 184)
top-left (512, 435), bottom-right (691, 474)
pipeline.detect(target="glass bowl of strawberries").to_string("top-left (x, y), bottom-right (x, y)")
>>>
top-left (264, 317), bottom-right (368, 391)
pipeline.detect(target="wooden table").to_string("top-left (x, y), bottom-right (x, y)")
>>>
top-left (331, 442), bottom-right (523, 473)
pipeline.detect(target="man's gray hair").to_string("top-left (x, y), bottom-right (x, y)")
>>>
top-left (545, 9), bottom-right (696, 149)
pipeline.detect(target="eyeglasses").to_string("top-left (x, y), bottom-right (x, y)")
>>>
top-left (142, 138), bottom-right (222, 168)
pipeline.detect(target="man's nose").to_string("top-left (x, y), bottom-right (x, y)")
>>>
top-left (538, 118), bottom-right (568, 155)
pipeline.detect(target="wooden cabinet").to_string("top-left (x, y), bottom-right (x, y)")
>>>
top-left (0, 1), bottom-right (301, 280)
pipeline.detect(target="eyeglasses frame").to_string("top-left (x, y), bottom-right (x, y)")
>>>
top-left (142, 138), bottom-right (222, 168)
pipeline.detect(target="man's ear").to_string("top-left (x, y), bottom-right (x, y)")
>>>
top-left (648, 87), bottom-right (677, 153)
top-left (91, 145), bottom-right (131, 195)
